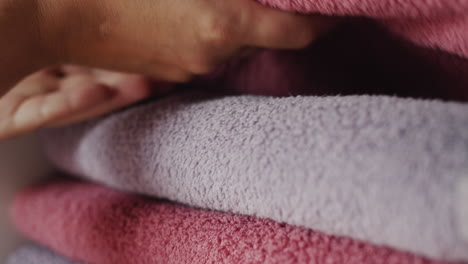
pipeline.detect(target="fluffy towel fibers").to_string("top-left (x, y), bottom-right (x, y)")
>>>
top-left (43, 93), bottom-right (468, 261)
top-left (11, 180), bottom-right (467, 264)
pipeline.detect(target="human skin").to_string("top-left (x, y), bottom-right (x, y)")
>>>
top-left (0, 0), bottom-right (335, 140)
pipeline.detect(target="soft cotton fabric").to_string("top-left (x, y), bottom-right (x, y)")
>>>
top-left (200, 21), bottom-right (468, 100)
top-left (195, 0), bottom-right (468, 100)
top-left (37, 0), bottom-right (468, 262)
top-left (6, 244), bottom-right (81, 264)
top-left (43, 94), bottom-right (468, 261)
top-left (258, 0), bottom-right (468, 58)
top-left (11, 180), bottom-right (466, 264)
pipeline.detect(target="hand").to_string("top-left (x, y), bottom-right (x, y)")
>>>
top-left (0, 66), bottom-right (167, 140)
top-left (37, 0), bottom-right (335, 81)
top-left (0, 0), bottom-right (337, 140)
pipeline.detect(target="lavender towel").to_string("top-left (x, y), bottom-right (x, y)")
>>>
top-left (43, 93), bottom-right (468, 261)
top-left (6, 244), bottom-right (80, 264)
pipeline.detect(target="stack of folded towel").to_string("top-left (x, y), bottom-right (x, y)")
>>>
top-left (7, 0), bottom-right (468, 263)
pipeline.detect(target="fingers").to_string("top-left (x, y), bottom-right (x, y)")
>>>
top-left (0, 72), bottom-right (114, 140)
top-left (243, 2), bottom-right (337, 49)
top-left (0, 64), bottom-right (177, 141)
top-left (62, 65), bottom-right (93, 75)
top-left (184, 2), bottom-right (338, 75)
top-left (50, 71), bottom-right (158, 126)
top-left (64, 62), bottom-right (191, 84)
top-left (39, 0), bottom-right (337, 82)
top-left (8, 69), bottom-right (61, 97)
top-left (0, 69), bottom-right (62, 140)
top-left (142, 63), bottom-right (193, 83)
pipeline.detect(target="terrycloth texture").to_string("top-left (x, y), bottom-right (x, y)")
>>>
top-left (43, 93), bottom-right (468, 262)
top-left (11, 181), bottom-right (466, 264)
top-left (6, 244), bottom-right (81, 264)
top-left (459, 175), bottom-right (468, 241)
top-left (257, 0), bottom-right (468, 58)
top-left (201, 21), bottom-right (468, 100)
top-left (38, 0), bottom-right (468, 262)
top-left (193, 0), bottom-right (468, 100)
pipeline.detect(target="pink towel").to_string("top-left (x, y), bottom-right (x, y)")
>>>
top-left (42, 94), bottom-right (468, 261)
top-left (11, 180), bottom-right (465, 264)
top-left (258, 0), bottom-right (468, 58)
top-left (195, 0), bottom-right (468, 99)
top-left (19, 1), bottom-right (468, 263)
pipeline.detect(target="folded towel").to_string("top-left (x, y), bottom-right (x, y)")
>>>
top-left (196, 0), bottom-right (468, 100)
top-left (39, 0), bottom-right (468, 261)
top-left (201, 21), bottom-right (468, 100)
top-left (11, 180), bottom-right (465, 264)
top-left (43, 94), bottom-right (468, 261)
top-left (6, 244), bottom-right (81, 264)
top-left (258, 0), bottom-right (468, 58)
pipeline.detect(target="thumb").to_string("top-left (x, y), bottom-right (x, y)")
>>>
top-left (242, 1), bottom-right (338, 49)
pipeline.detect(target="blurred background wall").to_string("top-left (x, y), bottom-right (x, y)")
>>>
top-left (0, 134), bottom-right (52, 261)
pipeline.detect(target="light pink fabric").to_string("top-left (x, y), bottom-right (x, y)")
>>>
top-left (18, 1), bottom-right (468, 263)
top-left (257, 0), bottom-right (468, 57)
top-left (42, 94), bottom-right (468, 261)
top-left (201, 22), bottom-right (468, 100)
top-left (11, 180), bottom-right (464, 264)
top-left (192, 0), bottom-right (468, 99)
